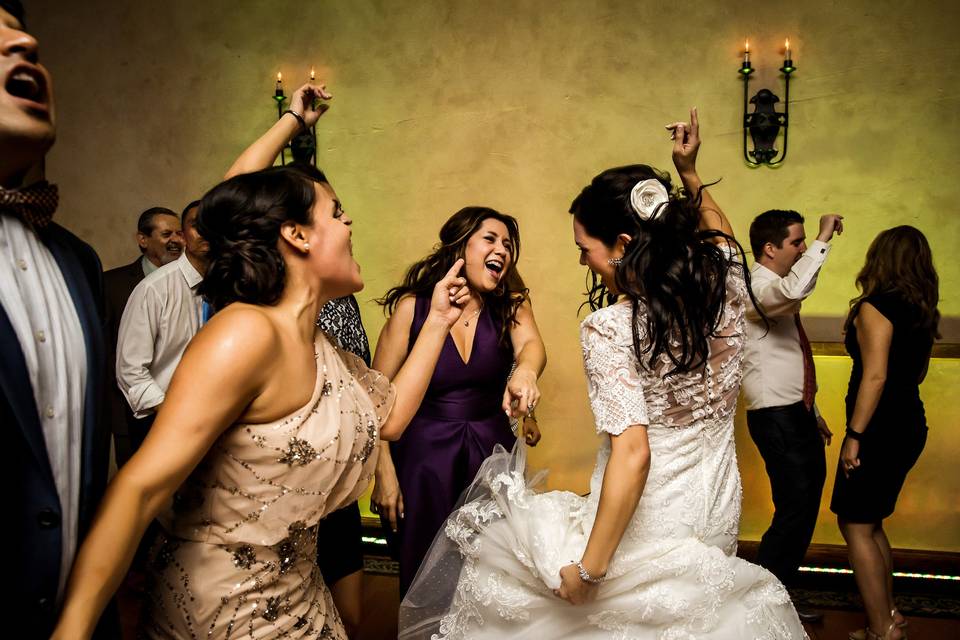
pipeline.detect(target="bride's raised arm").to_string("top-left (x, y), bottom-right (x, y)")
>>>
top-left (665, 107), bottom-right (735, 241)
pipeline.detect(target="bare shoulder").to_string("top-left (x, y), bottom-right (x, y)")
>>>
top-left (855, 302), bottom-right (893, 330)
top-left (393, 294), bottom-right (417, 318)
top-left (514, 296), bottom-right (535, 317)
top-left (853, 302), bottom-right (894, 350)
top-left (186, 304), bottom-right (281, 373)
top-left (384, 294), bottom-right (417, 332)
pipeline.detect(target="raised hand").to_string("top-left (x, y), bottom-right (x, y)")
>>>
top-left (289, 83), bottom-right (333, 128)
top-left (665, 107), bottom-right (701, 177)
top-left (427, 258), bottom-right (471, 327)
top-left (816, 214), bottom-right (845, 243)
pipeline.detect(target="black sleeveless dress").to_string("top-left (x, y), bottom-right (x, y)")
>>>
top-left (830, 292), bottom-right (932, 522)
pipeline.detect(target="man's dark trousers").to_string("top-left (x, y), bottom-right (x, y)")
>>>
top-left (747, 401), bottom-right (826, 587)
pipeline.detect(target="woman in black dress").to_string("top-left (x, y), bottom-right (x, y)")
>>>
top-left (831, 226), bottom-right (940, 640)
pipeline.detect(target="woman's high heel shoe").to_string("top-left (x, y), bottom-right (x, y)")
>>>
top-left (865, 619), bottom-right (906, 640)
top-left (849, 608), bottom-right (908, 640)
top-left (891, 608), bottom-right (908, 629)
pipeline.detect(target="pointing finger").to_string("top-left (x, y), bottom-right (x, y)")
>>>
top-left (444, 258), bottom-right (465, 281)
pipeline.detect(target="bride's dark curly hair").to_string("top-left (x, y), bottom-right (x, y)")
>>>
top-left (378, 206), bottom-right (528, 342)
top-left (197, 164), bottom-right (326, 312)
top-left (570, 164), bottom-right (757, 375)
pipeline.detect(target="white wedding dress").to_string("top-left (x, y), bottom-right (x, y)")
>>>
top-left (399, 260), bottom-right (807, 639)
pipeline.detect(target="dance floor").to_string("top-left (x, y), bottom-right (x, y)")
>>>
top-left (354, 555), bottom-right (960, 640)
top-left (117, 554), bottom-right (960, 639)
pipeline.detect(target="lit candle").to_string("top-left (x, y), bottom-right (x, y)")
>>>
top-left (744, 39), bottom-right (750, 65)
top-left (275, 71), bottom-right (283, 98)
top-left (310, 68), bottom-right (315, 82)
top-left (784, 38), bottom-right (791, 61)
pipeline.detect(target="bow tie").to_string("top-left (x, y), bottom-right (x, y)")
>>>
top-left (0, 181), bottom-right (59, 229)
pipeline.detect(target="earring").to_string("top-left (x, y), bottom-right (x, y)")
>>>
top-left (303, 242), bottom-right (310, 252)
top-left (607, 257), bottom-right (622, 266)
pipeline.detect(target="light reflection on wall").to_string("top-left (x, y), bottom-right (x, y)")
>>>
top-left (737, 355), bottom-right (960, 552)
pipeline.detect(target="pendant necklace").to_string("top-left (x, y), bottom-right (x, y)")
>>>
top-left (463, 305), bottom-right (483, 327)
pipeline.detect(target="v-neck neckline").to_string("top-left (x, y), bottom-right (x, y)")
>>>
top-left (450, 311), bottom-right (482, 367)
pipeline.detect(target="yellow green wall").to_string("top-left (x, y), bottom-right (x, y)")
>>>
top-left (30, 0), bottom-right (959, 551)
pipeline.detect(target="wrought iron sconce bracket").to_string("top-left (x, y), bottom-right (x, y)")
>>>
top-left (272, 84), bottom-right (318, 167)
top-left (741, 60), bottom-right (795, 166)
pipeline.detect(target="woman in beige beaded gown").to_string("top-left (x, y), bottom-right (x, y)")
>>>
top-left (51, 88), bottom-right (473, 639)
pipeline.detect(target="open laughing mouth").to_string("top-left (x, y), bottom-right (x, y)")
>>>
top-left (484, 259), bottom-right (504, 279)
top-left (5, 63), bottom-right (49, 113)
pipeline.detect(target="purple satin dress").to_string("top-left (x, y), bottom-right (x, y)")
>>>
top-left (391, 294), bottom-right (515, 595)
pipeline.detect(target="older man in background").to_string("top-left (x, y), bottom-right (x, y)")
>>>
top-left (116, 201), bottom-right (206, 450)
top-left (104, 206), bottom-right (183, 466)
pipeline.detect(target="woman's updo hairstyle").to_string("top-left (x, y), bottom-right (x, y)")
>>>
top-left (197, 165), bottom-right (327, 311)
top-left (570, 164), bottom-right (753, 375)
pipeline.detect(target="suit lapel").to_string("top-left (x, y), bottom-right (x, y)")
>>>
top-left (44, 227), bottom-right (104, 519)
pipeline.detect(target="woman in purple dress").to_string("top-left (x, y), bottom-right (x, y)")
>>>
top-left (371, 207), bottom-right (547, 595)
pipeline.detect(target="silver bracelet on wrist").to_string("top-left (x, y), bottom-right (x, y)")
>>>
top-left (575, 560), bottom-right (605, 585)
top-left (283, 108), bottom-right (308, 133)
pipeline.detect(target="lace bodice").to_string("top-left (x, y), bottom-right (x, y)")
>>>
top-left (579, 262), bottom-right (748, 555)
top-left (580, 261), bottom-right (747, 435)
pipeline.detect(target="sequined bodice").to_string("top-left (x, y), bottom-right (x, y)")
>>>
top-left (159, 332), bottom-right (395, 547)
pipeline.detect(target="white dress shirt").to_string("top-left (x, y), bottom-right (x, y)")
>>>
top-left (742, 240), bottom-right (831, 411)
top-left (0, 215), bottom-right (86, 601)
top-left (140, 253), bottom-right (160, 276)
top-left (116, 252), bottom-right (203, 418)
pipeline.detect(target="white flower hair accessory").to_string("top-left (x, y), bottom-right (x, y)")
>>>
top-left (629, 179), bottom-right (670, 221)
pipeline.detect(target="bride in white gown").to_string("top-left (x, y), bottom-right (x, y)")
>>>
top-left (398, 110), bottom-right (807, 639)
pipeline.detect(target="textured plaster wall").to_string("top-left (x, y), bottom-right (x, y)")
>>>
top-left (29, 0), bottom-right (960, 551)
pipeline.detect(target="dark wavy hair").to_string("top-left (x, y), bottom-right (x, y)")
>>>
top-left (197, 165), bottom-right (326, 311)
top-left (846, 225), bottom-right (940, 340)
top-left (570, 164), bottom-right (756, 375)
top-left (1, 1), bottom-right (25, 27)
top-left (378, 206), bottom-right (528, 342)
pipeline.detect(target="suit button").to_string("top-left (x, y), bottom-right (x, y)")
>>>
top-left (38, 597), bottom-right (53, 613)
top-left (37, 508), bottom-right (61, 528)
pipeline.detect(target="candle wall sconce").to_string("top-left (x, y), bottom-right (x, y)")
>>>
top-left (740, 40), bottom-right (796, 166)
top-left (272, 71), bottom-right (318, 166)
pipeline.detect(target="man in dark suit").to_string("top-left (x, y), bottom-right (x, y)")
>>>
top-left (1, 2), bottom-right (114, 637)
top-left (104, 206), bottom-right (182, 466)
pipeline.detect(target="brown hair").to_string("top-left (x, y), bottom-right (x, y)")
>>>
top-left (846, 225), bottom-right (940, 340)
top-left (378, 206), bottom-right (528, 342)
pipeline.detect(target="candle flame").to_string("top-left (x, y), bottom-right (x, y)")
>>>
top-left (785, 38), bottom-right (790, 50)
top-left (277, 71), bottom-right (282, 82)
top-left (744, 39), bottom-right (750, 52)
top-left (310, 68), bottom-right (316, 81)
